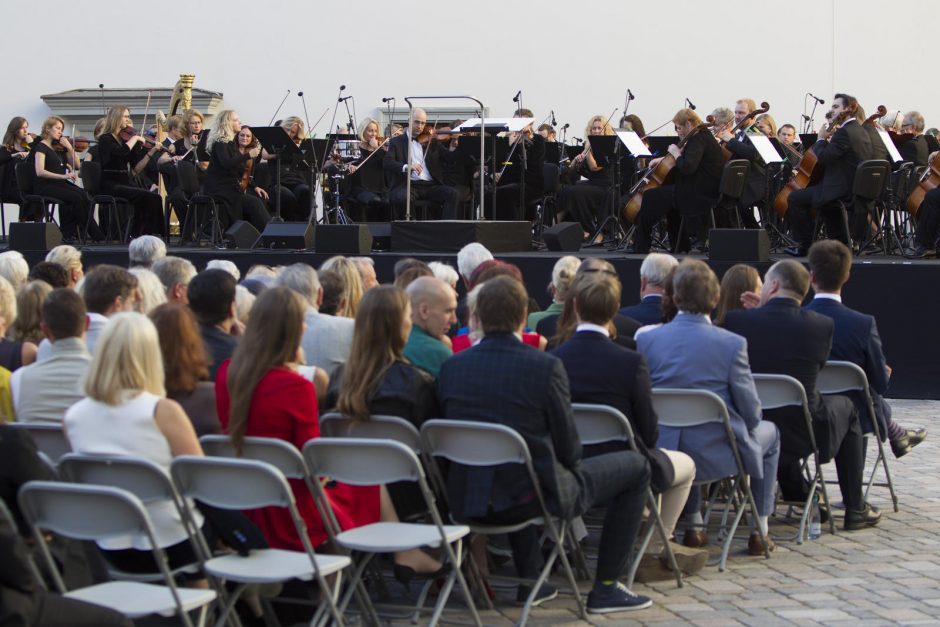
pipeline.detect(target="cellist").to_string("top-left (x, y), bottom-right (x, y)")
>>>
top-left (627, 108), bottom-right (723, 254)
top-left (904, 150), bottom-right (940, 258)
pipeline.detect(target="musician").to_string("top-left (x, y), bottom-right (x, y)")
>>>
top-left (173, 109), bottom-right (208, 173)
top-left (905, 151), bottom-right (940, 258)
top-left (784, 93), bottom-right (873, 256)
top-left (716, 99), bottom-right (764, 229)
top-left (491, 108), bottom-right (545, 222)
top-left (619, 114), bottom-right (648, 189)
top-left (899, 111), bottom-right (930, 167)
top-left (383, 107), bottom-right (458, 220)
top-left (345, 117), bottom-right (389, 221)
top-left (538, 123), bottom-right (557, 142)
top-left (203, 111), bottom-right (270, 233)
top-left (1, 117), bottom-right (31, 212)
top-left (620, 114), bottom-right (646, 137)
top-left (628, 108), bottom-right (723, 254)
top-left (778, 124), bottom-right (800, 151)
top-left (755, 114), bottom-right (777, 139)
top-left (236, 125), bottom-right (271, 208)
top-left (925, 128), bottom-right (940, 153)
top-left (556, 115), bottom-right (615, 241)
top-left (96, 105), bottom-right (166, 236)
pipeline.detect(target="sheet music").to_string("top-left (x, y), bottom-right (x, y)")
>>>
top-left (455, 118), bottom-right (535, 132)
top-left (878, 129), bottom-right (904, 163)
top-left (748, 134), bottom-right (784, 164)
top-left (615, 131), bottom-right (651, 157)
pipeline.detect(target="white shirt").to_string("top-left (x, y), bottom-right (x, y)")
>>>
top-left (677, 311), bottom-right (712, 323)
top-left (576, 322), bottom-right (610, 337)
top-left (813, 292), bottom-right (842, 303)
top-left (406, 132), bottom-right (433, 182)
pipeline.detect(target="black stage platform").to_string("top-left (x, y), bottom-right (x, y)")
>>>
top-left (19, 246), bottom-right (937, 401)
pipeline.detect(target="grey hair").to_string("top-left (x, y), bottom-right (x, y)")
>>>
top-left (151, 256), bottom-right (197, 292)
top-left (640, 253), bottom-right (679, 287)
top-left (128, 235), bottom-right (167, 268)
top-left (275, 263), bottom-right (321, 310)
top-left (457, 243), bottom-right (493, 280)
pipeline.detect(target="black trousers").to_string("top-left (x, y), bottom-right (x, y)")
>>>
top-left (102, 183), bottom-right (164, 237)
top-left (787, 188), bottom-right (858, 248)
top-left (389, 180), bottom-right (458, 220)
top-left (268, 182), bottom-right (311, 221)
top-left (915, 187), bottom-right (940, 247)
top-left (34, 180), bottom-right (104, 240)
top-left (633, 185), bottom-right (706, 253)
top-left (558, 180), bottom-right (610, 233)
top-left (210, 187), bottom-right (272, 232)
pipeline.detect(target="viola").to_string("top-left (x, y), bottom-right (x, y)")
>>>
top-left (52, 136), bottom-right (94, 153)
top-left (119, 126), bottom-right (166, 152)
top-left (239, 139), bottom-right (259, 193)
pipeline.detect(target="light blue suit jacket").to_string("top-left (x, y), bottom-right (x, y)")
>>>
top-left (636, 313), bottom-right (764, 481)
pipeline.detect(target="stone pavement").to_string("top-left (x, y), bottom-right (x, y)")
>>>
top-left (428, 399), bottom-right (940, 626)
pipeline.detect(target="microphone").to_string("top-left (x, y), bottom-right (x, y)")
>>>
top-left (561, 123), bottom-right (570, 130)
top-left (381, 97), bottom-right (394, 103)
top-left (808, 93), bottom-right (825, 104)
top-left (512, 90), bottom-right (521, 103)
top-left (572, 136), bottom-right (583, 144)
top-left (340, 84), bottom-right (346, 91)
top-left (99, 83), bottom-right (106, 115)
top-left (627, 89), bottom-right (635, 101)
top-left (685, 98), bottom-right (696, 111)
top-left (551, 110), bottom-right (557, 126)
top-left (339, 96), bottom-right (352, 102)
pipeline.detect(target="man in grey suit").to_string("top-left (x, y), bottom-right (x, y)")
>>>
top-left (12, 289), bottom-right (90, 423)
top-left (637, 259), bottom-right (780, 553)
top-left (276, 264), bottom-right (354, 376)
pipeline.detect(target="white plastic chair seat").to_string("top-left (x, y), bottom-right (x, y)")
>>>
top-left (64, 580), bottom-right (216, 618)
top-left (204, 548), bottom-right (350, 584)
top-left (335, 521), bottom-right (468, 553)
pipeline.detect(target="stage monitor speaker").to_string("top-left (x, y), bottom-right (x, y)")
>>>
top-left (709, 228), bottom-right (770, 262)
top-left (256, 222), bottom-right (314, 250)
top-left (9, 222), bottom-right (62, 252)
top-left (542, 222), bottom-right (582, 252)
top-left (224, 221), bottom-right (261, 249)
top-left (365, 222), bottom-right (391, 251)
top-left (316, 224), bottom-right (373, 254)
top-left (391, 220), bottom-right (531, 253)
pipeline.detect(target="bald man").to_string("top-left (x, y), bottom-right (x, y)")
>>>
top-left (383, 107), bottom-right (458, 220)
top-left (404, 276), bottom-right (457, 377)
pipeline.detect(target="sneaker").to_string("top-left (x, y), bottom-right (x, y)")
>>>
top-left (586, 581), bottom-right (653, 614)
top-left (516, 582), bottom-right (558, 607)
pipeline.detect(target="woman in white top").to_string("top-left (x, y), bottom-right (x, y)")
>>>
top-left (63, 312), bottom-right (205, 577)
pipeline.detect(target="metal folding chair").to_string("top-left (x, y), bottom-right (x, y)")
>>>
top-left (6, 422), bottom-right (71, 472)
top-left (319, 413), bottom-right (421, 452)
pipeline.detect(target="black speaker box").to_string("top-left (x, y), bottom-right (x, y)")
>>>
top-left (542, 222), bottom-right (583, 252)
top-left (316, 224), bottom-right (373, 254)
top-left (224, 221), bottom-right (261, 249)
top-left (256, 222), bottom-right (314, 250)
top-left (709, 228), bottom-right (770, 262)
top-left (9, 222), bottom-right (62, 252)
top-left (391, 220), bottom-right (531, 253)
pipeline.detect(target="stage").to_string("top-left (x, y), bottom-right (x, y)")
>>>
top-left (17, 244), bottom-right (938, 401)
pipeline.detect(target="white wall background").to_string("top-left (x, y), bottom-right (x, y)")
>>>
top-left (2, 0), bottom-right (939, 142)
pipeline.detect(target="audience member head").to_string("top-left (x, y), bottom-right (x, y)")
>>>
top-left (393, 257), bottom-right (428, 278)
top-left (672, 259), bottom-right (720, 315)
top-left (639, 252), bottom-right (679, 295)
top-left (27, 261), bottom-right (69, 289)
top-left (457, 242), bottom-right (493, 287)
top-left (573, 271), bottom-right (621, 327)
top-left (149, 303), bottom-right (210, 396)
top-left (234, 285), bottom-right (256, 324)
top-left (808, 240), bottom-right (852, 294)
top-left (475, 275), bottom-right (528, 335)
top-left (152, 256), bottom-right (197, 304)
top-left (0, 251), bottom-right (29, 291)
top-left (394, 263), bottom-right (433, 290)
top-left (129, 267), bottom-right (168, 314)
top-left (659, 267), bottom-right (679, 323)
top-left (246, 264), bottom-right (277, 278)
top-left (549, 256), bottom-right (581, 303)
top-left (350, 257), bottom-right (378, 291)
top-left (761, 259), bottom-right (810, 305)
top-left (239, 275), bottom-right (273, 296)
top-left (226, 287), bottom-right (306, 453)
top-left (467, 259), bottom-right (523, 290)
top-left (85, 312), bottom-right (165, 405)
top-left (11, 280), bottom-right (52, 344)
top-left (45, 245), bottom-right (83, 288)
top-left (82, 264), bottom-right (139, 316)
top-left (187, 269), bottom-right (237, 327)
top-left (715, 264), bottom-right (762, 325)
top-left (320, 256), bottom-right (364, 318)
top-left (406, 276), bottom-right (457, 339)
top-left (337, 285), bottom-right (412, 421)
top-left (317, 270), bottom-right (344, 316)
top-left (206, 259), bottom-right (240, 280)
top-left (275, 263), bottom-right (321, 310)
top-left (428, 261), bottom-right (459, 291)
top-left (41, 288), bottom-right (86, 342)
top-left (0, 276), bottom-right (16, 336)
top-left (128, 235), bottom-right (167, 268)
top-left (553, 258), bottom-right (619, 344)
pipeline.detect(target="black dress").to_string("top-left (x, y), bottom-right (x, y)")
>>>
top-left (96, 133), bottom-right (164, 236)
top-left (266, 150), bottom-right (311, 221)
top-left (347, 147), bottom-right (388, 221)
top-left (203, 141), bottom-right (270, 232)
top-left (0, 145), bottom-right (25, 204)
top-left (558, 156), bottom-right (613, 234)
top-left (30, 142), bottom-right (102, 240)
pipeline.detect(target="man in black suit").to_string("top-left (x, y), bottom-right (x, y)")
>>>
top-left (785, 93), bottom-right (873, 255)
top-left (723, 260), bottom-right (881, 530)
top-left (805, 240), bottom-right (926, 457)
top-left (899, 111), bottom-right (930, 167)
top-left (187, 269), bottom-right (239, 380)
top-left (715, 98), bottom-right (765, 229)
top-left (629, 108), bottom-right (724, 253)
top-left (618, 252), bottom-right (677, 325)
top-left (383, 108), bottom-right (458, 220)
top-left (437, 275), bottom-right (652, 613)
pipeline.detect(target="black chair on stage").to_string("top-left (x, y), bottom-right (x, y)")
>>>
top-left (175, 160), bottom-right (223, 247)
top-left (674, 159), bottom-right (750, 253)
top-left (819, 159), bottom-right (889, 252)
top-left (534, 162), bottom-right (561, 241)
top-left (80, 161), bottom-right (131, 243)
top-left (14, 161), bottom-right (57, 225)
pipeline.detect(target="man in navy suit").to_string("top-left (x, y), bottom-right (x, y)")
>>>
top-left (724, 260), bottom-right (880, 530)
top-left (618, 253), bottom-right (678, 326)
top-left (438, 275), bottom-right (652, 613)
top-left (805, 240), bottom-right (926, 457)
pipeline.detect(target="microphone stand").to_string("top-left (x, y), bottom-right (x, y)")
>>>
top-left (298, 92), bottom-right (322, 228)
top-left (318, 87), bottom-right (345, 223)
top-left (342, 97), bottom-right (356, 133)
top-left (265, 90), bottom-right (291, 223)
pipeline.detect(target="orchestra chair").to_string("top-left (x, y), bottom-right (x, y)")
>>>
top-left (80, 161), bottom-right (132, 243)
top-left (848, 160), bottom-right (891, 254)
top-left (175, 160), bottom-right (223, 247)
top-left (14, 161), bottom-right (62, 233)
top-left (674, 159), bottom-right (750, 252)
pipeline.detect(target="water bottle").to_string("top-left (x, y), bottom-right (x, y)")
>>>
top-left (808, 494), bottom-right (822, 540)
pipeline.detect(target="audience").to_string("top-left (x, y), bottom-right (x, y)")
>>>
top-left (206, 259), bottom-right (240, 280)
top-left (0, 276), bottom-right (37, 370)
top-left (350, 257), bottom-right (378, 291)
top-left (11, 289), bottom-right (89, 424)
top-left (0, 251), bottom-right (29, 291)
top-left (633, 266), bottom-right (679, 337)
top-left (528, 255), bottom-right (580, 329)
top-left (317, 269), bottom-right (344, 316)
top-left (619, 253), bottom-right (678, 325)
top-left (714, 264), bottom-right (762, 326)
top-left (403, 277), bottom-right (456, 377)
top-left (149, 303), bottom-right (221, 437)
top-left (27, 262), bottom-right (69, 289)
top-left (453, 281), bottom-right (546, 352)
top-left (152, 256), bottom-right (197, 304)
top-left (81, 264), bottom-right (140, 354)
top-left (393, 263), bottom-right (433, 290)
top-left (128, 234), bottom-right (167, 268)
top-left (45, 245), bottom-right (83, 288)
top-left (428, 261), bottom-right (459, 291)
top-left (456, 242), bottom-right (493, 288)
top-left (234, 285), bottom-right (255, 325)
top-left (10, 280), bottom-right (52, 344)
top-left (128, 267), bottom-right (168, 314)
top-left (187, 269), bottom-right (240, 381)
top-left (320, 256), bottom-right (364, 319)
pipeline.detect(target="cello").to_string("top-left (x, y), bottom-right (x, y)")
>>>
top-left (906, 153), bottom-right (940, 217)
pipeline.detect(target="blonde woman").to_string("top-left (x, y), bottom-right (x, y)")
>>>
top-left (0, 276), bottom-right (37, 370)
top-left (203, 110), bottom-right (269, 232)
top-left (45, 244), bottom-right (83, 288)
top-left (528, 255), bottom-right (581, 329)
top-left (265, 116), bottom-right (310, 220)
top-left (11, 280), bottom-right (52, 344)
top-left (319, 256), bottom-right (364, 319)
top-left (557, 115), bottom-right (616, 239)
top-left (174, 108), bottom-right (208, 170)
top-left (346, 117), bottom-right (389, 220)
top-left (129, 267), bottom-right (169, 314)
top-left (754, 113), bottom-right (777, 139)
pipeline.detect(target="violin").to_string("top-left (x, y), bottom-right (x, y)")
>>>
top-left (119, 126), bottom-right (166, 152)
top-left (52, 136), bottom-right (95, 153)
top-left (18, 132), bottom-right (37, 151)
top-left (239, 137), bottom-right (260, 193)
top-left (711, 101), bottom-right (770, 161)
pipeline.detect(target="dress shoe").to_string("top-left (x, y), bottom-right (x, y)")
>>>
top-left (903, 244), bottom-right (936, 259)
top-left (784, 245), bottom-right (808, 257)
top-left (682, 528), bottom-right (708, 548)
top-left (659, 542), bottom-right (708, 576)
top-left (747, 531), bottom-right (775, 556)
top-left (844, 502), bottom-right (882, 530)
top-left (907, 427), bottom-right (927, 448)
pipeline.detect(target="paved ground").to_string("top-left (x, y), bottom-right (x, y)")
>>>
top-left (427, 399), bottom-right (940, 626)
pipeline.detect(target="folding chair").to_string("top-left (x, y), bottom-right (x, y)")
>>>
top-left (570, 403), bottom-right (683, 588)
top-left (171, 456), bottom-right (351, 627)
top-left (751, 375), bottom-right (837, 541)
top-left (420, 419), bottom-right (588, 624)
top-left (6, 422), bottom-right (71, 471)
top-left (80, 161), bottom-right (132, 242)
top-left (18, 481), bottom-right (216, 627)
top-left (319, 413), bottom-right (421, 452)
top-left (651, 388), bottom-right (771, 571)
top-left (818, 360), bottom-right (899, 512)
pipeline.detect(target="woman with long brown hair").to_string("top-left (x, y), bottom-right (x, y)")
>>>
top-left (1, 117), bottom-right (31, 212)
top-left (714, 264), bottom-right (761, 326)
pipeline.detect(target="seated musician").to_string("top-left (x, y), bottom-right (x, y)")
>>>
top-left (383, 107), bottom-right (458, 220)
top-left (173, 108), bottom-right (208, 175)
top-left (715, 99), bottom-right (764, 229)
top-left (556, 115), bottom-right (615, 241)
top-left (904, 150), bottom-right (940, 258)
top-left (491, 108), bottom-right (545, 222)
top-left (784, 93), bottom-right (873, 256)
top-left (619, 114), bottom-right (648, 190)
top-left (627, 108), bottom-right (723, 254)
top-left (778, 123), bottom-right (800, 151)
top-left (900, 111), bottom-right (930, 167)
top-left (1, 117), bottom-right (32, 217)
top-left (265, 116), bottom-right (311, 221)
top-left (345, 117), bottom-right (389, 221)
top-left (538, 123), bottom-right (556, 142)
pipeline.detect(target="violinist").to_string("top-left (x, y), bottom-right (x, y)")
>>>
top-left (899, 111), bottom-right (930, 167)
top-left (556, 115), bottom-right (615, 240)
top-left (173, 109), bottom-right (208, 170)
top-left (754, 114), bottom-right (777, 139)
top-left (491, 108), bottom-right (545, 222)
top-left (345, 117), bottom-right (389, 221)
top-left (96, 105), bottom-right (165, 236)
top-left (716, 99), bottom-right (765, 229)
top-left (383, 107), bottom-right (458, 220)
top-left (627, 108), bottom-right (723, 254)
top-left (29, 116), bottom-right (103, 242)
top-left (203, 111), bottom-right (270, 233)
top-left (1, 117), bottom-right (31, 209)
top-left (261, 116), bottom-right (311, 221)
top-left (619, 114), bottom-right (649, 189)
top-left (784, 93), bottom-right (873, 256)
top-left (236, 125), bottom-right (271, 207)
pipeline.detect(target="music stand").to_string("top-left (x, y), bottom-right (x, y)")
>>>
top-left (585, 134), bottom-right (625, 246)
top-left (799, 133), bottom-right (818, 151)
top-left (646, 136), bottom-right (680, 157)
top-left (458, 133), bottom-right (511, 220)
top-left (251, 126), bottom-right (301, 222)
